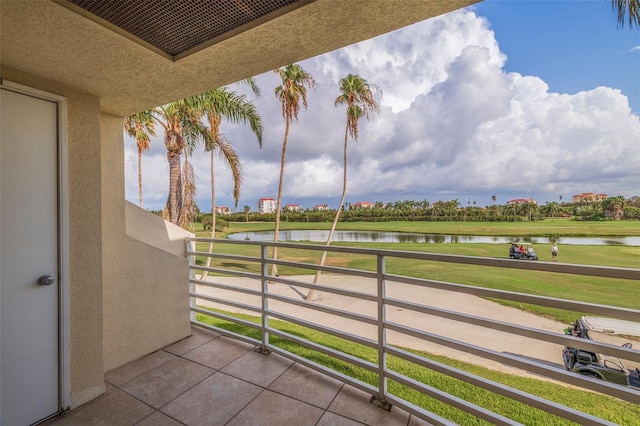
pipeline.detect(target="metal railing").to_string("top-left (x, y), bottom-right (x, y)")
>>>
top-left (187, 237), bottom-right (640, 426)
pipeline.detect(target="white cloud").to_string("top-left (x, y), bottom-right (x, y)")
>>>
top-left (125, 9), bottom-right (640, 211)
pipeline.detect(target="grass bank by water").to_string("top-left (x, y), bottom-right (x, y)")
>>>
top-left (219, 218), bottom-right (640, 237)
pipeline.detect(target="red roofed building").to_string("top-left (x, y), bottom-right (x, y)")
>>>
top-left (214, 206), bottom-right (231, 215)
top-left (351, 201), bottom-right (375, 209)
top-left (572, 193), bottom-right (608, 203)
top-left (284, 204), bottom-right (302, 212)
top-left (257, 198), bottom-right (276, 214)
top-left (313, 204), bottom-right (329, 211)
top-left (506, 198), bottom-right (537, 205)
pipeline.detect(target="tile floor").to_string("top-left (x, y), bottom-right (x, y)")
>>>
top-left (45, 326), bottom-right (431, 425)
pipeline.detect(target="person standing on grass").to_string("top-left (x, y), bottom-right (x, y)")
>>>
top-left (551, 243), bottom-right (559, 261)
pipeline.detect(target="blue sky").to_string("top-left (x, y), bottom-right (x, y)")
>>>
top-left (125, 1), bottom-right (640, 212)
top-left (478, 0), bottom-right (639, 113)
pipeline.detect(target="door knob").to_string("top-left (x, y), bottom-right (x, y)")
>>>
top-left (38, 275), bottom-right (55, 286)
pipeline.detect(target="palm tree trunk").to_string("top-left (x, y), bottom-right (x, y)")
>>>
top-left (138, 148), bottom-right (143, 208)
top-left (202, 150), bottom-right (216, 280)
top-left (307, 124), bottom-right (349, 300)
top-left (167, 150), bottom-right (182, 224)
top-left (271, 118), bottom-right (290, 277)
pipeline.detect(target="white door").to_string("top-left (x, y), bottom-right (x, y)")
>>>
top-left (1, 88), bottom-right (60, 425)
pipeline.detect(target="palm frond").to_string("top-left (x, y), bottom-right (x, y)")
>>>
top-left (215, 136), bottom-right (243, 208)
top-left (124, 110), bottom-right (157, 151)
top-left (613, 0), bottom-right (640, 29)
top-left (241, 77), bottom-right (262, 98)
top-left (335, 74), bottom-right (382, 141)
top-left (274, 63), bottom-right (315, 123)
top-left (203, 89), bottom-right (263, 146)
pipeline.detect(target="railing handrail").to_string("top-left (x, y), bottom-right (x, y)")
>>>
top-left (186, 237), bottom-right (640, 279)
top-left (187, 237), bottom-right (640, 425)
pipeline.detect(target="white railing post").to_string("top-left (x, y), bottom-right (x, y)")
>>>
top-left (187, 238), bottom-right (197, 323)
top-left (260, 243), bottom-right (269, 351)
top-left (373, 253), bottom-right (391, 410)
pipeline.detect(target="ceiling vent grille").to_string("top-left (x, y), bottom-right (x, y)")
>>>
top-left (63, 0), bottom-right (310, 59)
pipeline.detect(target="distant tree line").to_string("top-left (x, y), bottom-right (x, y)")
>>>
top-left (184, 195), bottom-right (639, 225)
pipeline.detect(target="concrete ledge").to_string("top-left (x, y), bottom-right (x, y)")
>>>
top-left (125, 201), bottom-right (193, 257)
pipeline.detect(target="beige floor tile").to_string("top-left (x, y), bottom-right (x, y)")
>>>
top-left (121, 357), bottom-right (214, 408)
top-left (106, 350), bottom-right (177, 387)
top-left (316, 411), bottom-right (365, 425)
top-left (45, 384), bottom-right (154, 425)
top-left (221, 349), bottom-right (293, 387)
top-left (408, 413), bottom-right (436, 426)
top-left (135, 411), bottom-right (185, 426)
top-left (327, 385), bottom-right (409, 426)
top-left (161, 372), bottom-right (263, 426)
top-left (226, 389), bottom-right (324, 426)
top-left (182, 336), bottom-right (253, 369)
top-left (268, 363), bottom-right (343, 409)
top-left (163, 327), bottom-right (219, 356)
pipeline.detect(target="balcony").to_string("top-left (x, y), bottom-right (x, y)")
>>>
top-left (48, 238), bottom-right (639, 425)
top-left (47, 326), bottom-right (415, 425)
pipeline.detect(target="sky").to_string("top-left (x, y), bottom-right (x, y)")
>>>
top-left (124, 0), bottom-right (640, 212)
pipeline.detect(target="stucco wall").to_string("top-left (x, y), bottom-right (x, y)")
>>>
top-left (2, 67), bottom-right (192, 409)
top-left (101, 116), bottom-right (191, 372)
top-left (1, 67), bottom-right (106, 408)
top-left (125, 201), bottom-right (192, 258)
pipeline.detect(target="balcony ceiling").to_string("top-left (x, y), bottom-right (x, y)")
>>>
top-left (0, 0), bottom-right (478, 116)
top-left (59, 0), bottom-right (313, 59)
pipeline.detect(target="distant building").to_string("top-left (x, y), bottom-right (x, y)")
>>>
top-left (506, 198), bottom-right (537, 205)
top-left (572, 193), bottom-right (608, 203)
top-left (313, 204), bottom-right (329, 211)
top-left (257, 198), bottom-right (276, 214)
top-left (351, 201), bottom-right (374, 209)
top-left (214, 206), bottom-right (231, 215)
top-left (284, 204), bottom-right (302, 212)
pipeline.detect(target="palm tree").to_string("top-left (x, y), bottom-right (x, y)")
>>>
top-left (200, 87), bottom-right (262, 232)
top-left (525, 201), bottom-right (538, 222)
top-left (272, 64), bottom-right (315, 276)
top-left (612, 0), bottom-right (640, 28)
top-left (199, 86), bottom-right (263, 279)
top-left (150, 96), bottom-right (213, 227)
top-left (244, 205), bottom-right (251, 222)
top-left (509, 202), bottom-right (518, 222)
top-left (449, 199), bottom-right (459, 221)
top-left (491, 195), bottom-right (497, 206)
top-left (309, 74), bottom-right (380, 299)
top-left (602, 195), bottom-right (626, 220)
top-left (545, 201), bottom-right (560, 221)
top-left (128, 87), bottom-right (261, 230)
top-left (124, 111), bottom-right (156, 208)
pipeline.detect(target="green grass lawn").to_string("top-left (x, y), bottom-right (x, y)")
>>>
top-left (192, 220), bottom-right (639, 323)
top-left (196, 311), bottom-right (640, 425)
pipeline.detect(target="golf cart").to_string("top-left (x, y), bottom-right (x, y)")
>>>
top-left (509, 242), bottom-right (538, 260)
top-left (562, 316), bottom-right (640, 388)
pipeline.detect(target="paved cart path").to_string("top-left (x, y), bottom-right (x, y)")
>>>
top-left (195, 274), bottom-right (638, 379)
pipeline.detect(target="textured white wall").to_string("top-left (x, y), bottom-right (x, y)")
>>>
top-left (101, 115), bottom-right (191, 372)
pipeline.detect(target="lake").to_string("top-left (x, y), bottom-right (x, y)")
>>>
top-left (227, 230), bottom-right (640, 246)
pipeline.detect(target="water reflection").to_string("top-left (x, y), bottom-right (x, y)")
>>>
top-left (228, 230), bottom-right (640, 246)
